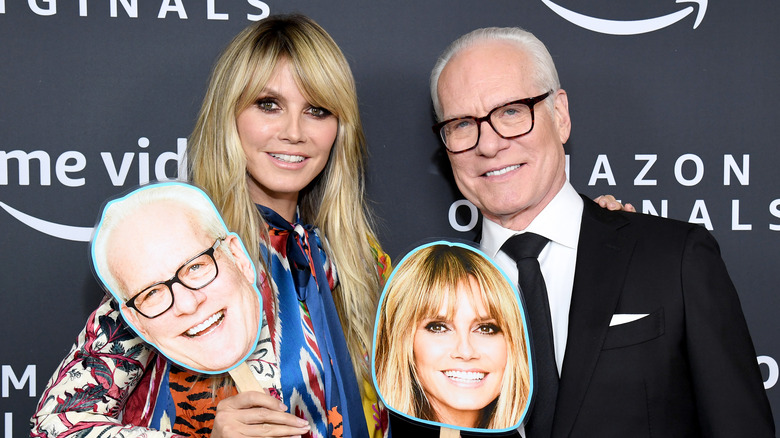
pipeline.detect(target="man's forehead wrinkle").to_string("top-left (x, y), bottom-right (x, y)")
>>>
top-left (106, 205), bottom-right (210, 296)
top-left (439, 44), bottom-right (534, 120)
top-left (439, 69), bottom-right (503, 119)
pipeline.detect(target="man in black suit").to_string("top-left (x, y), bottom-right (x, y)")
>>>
top-left (398, 26), bottom-right (773, 437)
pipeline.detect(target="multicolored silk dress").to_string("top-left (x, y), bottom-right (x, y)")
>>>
top-left (259, 205), bottom-right (389, 438)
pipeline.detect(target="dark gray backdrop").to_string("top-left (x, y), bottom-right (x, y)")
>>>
top-left (1, 1), bottom-right (778, 436)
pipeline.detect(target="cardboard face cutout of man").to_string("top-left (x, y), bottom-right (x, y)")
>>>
top-left (372, 241), bottom-right (531, 433)
top-left (91, 182), bottom-right (262, 374)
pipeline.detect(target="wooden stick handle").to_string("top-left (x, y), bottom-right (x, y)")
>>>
top-left (440, 427), bottom-right (461, 438)
top-left (228, 362), bottom-right (264, 393)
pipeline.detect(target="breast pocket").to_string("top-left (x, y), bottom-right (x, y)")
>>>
top-left (602, 308), bottom-right (664, 350)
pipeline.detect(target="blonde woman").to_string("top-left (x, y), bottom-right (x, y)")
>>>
top-left (374, 242), bottom-right (529, 431)
top-left (188, 14), bottom-right (388, 438)
top-left (32, 15), bottom-right (389, 438)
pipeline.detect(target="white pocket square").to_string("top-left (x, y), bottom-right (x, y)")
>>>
top-left (609, 313), bottom-right (650, 326)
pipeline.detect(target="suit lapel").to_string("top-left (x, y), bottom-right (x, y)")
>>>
top-left (551, 197), bottom-right (635, 437)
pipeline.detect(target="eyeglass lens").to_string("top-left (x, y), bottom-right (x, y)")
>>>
top-left (442, 102), bottom-right (534, 152)
top-left (132, 249), bottom-right (219, 318)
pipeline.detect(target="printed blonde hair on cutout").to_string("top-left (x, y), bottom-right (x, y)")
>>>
top-left (374, 243), bottom-right (529, 429)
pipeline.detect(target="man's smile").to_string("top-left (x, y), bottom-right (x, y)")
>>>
top-left (484, 164), bottom-right (522, 177)
top-left (184, 310), bottom-right (225, 337)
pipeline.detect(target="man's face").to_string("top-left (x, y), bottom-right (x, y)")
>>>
top-left (437, 41), bottom-right (571, 230)
top-left (109, 204), bottom-right (260, 372)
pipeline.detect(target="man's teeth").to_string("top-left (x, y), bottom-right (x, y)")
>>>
top-left (270, 153), bottom-right (305, 163)
top-left (444, 370), bottom-right (486, 382)
top-left (186, 311), bottom-right (223, 337)
top-left (485, 164), bottom-right (520, 177)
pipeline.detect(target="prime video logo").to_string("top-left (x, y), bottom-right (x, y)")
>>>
top-left (0, 138), bottom-right (186, 242)
top-left (541, 0), bottom-right (707, 35)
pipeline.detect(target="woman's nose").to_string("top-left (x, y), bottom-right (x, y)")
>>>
top-left (451, 332), bottom-right (478, 360)
top-left (279, 114), bottom-right (305, 143)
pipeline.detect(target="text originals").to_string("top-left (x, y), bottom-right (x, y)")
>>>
top-left (575, 153), bottom-right (750, 187)
top-left (449, 197), bottom-right (780, 232)
top-left (0, 0), bottom-right (270, 20)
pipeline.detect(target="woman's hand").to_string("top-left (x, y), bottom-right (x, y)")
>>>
top-left (594, 194), bottom-right (635, 213)
top-left (212, 391), bottom-right (311, 438)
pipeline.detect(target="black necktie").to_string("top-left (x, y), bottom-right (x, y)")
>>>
top-left (501, 232), bottom-right (558, 438)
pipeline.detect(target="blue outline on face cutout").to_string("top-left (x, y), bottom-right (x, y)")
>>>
top-left (89, 181), bottom-right (263, 375)
top-left (371, 240), bottom-right (533, 433)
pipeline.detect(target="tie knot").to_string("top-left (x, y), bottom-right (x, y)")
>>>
top-left (501, 232), bottom-right (549, 260)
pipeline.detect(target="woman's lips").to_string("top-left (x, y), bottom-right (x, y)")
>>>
top-left (269, 152), bottom-right (306, 163)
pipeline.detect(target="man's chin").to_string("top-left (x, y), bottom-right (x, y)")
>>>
top-left (186, 344), bottom-right (251, 372)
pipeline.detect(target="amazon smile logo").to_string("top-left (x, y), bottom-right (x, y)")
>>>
top-left (0, 137), bottom-right (186, 242)
top-left (541, 0), bottom-right (707, 35)
top-left (0, 201), bottom-right (94, 242)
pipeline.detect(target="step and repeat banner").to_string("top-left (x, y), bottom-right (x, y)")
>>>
top-left (1, 1), bottom-right (778, 435)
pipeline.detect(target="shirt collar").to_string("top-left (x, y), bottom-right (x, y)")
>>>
top-left (481, 180), bottom-right (583, 257)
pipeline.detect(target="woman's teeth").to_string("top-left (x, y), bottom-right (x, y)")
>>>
top-left (270, 153), bottom-right (305, 163)
top-left (186, 311), bottom-right (224, 337)
top-left (444, 370), bottom-right (486, 382)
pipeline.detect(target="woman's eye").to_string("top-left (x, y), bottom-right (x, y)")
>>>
top-left (308, 106), bottom-right (332, 118)
top-left (255, 99), bottom-right (279, 112)
top-left (425, 321), bottom-right (449, 333)
top-left (476, 323), bottom-right (501, 335)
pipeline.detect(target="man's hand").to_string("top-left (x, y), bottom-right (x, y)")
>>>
top-left (594, 194), bottom-right (635, 212)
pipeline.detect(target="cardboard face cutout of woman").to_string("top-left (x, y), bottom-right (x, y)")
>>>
top-left (373, 241), bottom-right (531, 432)
top-left (91, 182), bottom-right (263, 374)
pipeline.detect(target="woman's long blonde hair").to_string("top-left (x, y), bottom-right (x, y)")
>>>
top-left (374, 244), bottom-right (530, 429)
top-left (188, 14), bottom-right (381, 386)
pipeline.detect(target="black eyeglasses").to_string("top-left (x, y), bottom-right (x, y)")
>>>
top-left (432, 91), bottom-right (552, 154)
top-left (125, 238), bottom-right (223, 319)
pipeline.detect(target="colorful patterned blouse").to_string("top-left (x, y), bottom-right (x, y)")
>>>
top-left (31, 210), bottom-right (391, 438)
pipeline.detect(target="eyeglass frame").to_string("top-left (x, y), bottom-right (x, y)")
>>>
top-left (124, 238), bottom-right (224, 319)
top-left (432, 90), bottom-right (552, 154)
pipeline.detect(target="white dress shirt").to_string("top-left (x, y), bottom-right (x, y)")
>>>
top-left (480, 181), bottom-right (583, 375)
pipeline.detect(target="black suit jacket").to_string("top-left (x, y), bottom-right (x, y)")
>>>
top-left (389, 196), bottom-right (774, 437)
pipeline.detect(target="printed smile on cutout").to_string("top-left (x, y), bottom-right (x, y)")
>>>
top-left (185, 311), bottom-right (224, 337)
top-left (270, 153), bottom-right (305, 163)
top-left (443, 370), bottom-right (486, 383)
top-left (484, 164), bottom-right (521, 177)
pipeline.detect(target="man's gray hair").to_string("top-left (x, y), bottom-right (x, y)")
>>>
top-left (91, 183), bottom-right (228, 298)
top-left (430, 26), bottom-right (561, 120)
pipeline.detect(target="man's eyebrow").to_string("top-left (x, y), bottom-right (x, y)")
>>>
top-left (442, 97), bottom-right (525, 120)
top-left (133, 244), bottom-right (210, 292)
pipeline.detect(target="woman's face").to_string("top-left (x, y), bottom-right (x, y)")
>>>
top-left (412, 276), bottom-right (508, 428)
top-left (237, 57), bottom-right (338, 220)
